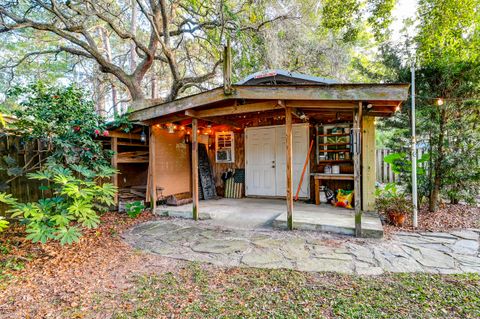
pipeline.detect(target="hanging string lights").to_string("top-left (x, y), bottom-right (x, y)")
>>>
top-left (153, 122), bottom-right (218, 136)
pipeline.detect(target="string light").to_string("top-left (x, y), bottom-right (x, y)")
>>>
top-left (437, 98), bottom-right (444, 106)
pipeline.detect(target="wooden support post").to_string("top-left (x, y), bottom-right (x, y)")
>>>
top-left (361, 116), bottom-right (376, 211)
top-left (285, 105), bottom-right (294, 230)
top-left (149, 127), bottom-right (157, 210)
top-left (111, 137), bottom-right (119, 207)
top-left (354, 102), bottom-right (363, 237)
top-left (192, 118), bottom-right (199, 221)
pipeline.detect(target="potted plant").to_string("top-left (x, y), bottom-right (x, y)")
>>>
top-left (375, 183), bottom-right (413, 227)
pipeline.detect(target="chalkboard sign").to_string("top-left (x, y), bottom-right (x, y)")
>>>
top-left (198, 143), bottom-right (217, 200)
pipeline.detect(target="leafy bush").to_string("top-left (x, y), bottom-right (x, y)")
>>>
top-left (125, 201), bottom-right (144, 219)
top-left (0, 217), bottom-right (8, 232)
top-left (375, 183), bottom-right (413, 215)
top-left (2, 82), bottom-right (113, 182)
top-left (0, 164), bottom-right (116, 245)
top-left (0, 82), bottom-right (120, 242)
top-left (383, 152), bottom-right (431, 206)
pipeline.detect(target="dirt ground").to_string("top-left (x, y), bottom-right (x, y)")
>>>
top-left (0, 204), bottom-right (479, 318)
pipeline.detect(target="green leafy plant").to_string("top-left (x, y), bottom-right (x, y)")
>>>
top-left (375, 183), bottom-right (413, 226)
top-left (383, 152), bottom-right (431, 207)
top-left (2, 82), bottom-right (114, 183)
top-left (125, 201), bottom-right (144, 219)
top-left (0, 164), bottom-right (116, 245)
top-left (0, 216), bottom-right (8, 232)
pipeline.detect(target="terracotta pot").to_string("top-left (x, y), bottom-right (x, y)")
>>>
top-left (387, 211), bottom-right (407, 227)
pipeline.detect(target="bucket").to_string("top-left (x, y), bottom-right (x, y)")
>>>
top-left (332, 165), bottom-right (340, 174)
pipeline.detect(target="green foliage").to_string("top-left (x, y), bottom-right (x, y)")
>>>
top-left (0, 165), bottom-right (116, 245)
top-left (383, 152), bottom-right (431, 205)
top-left (125, 201), bottom-right (145, 219)
top-left (377, 0), bottom-right (480, 209)
top-left (375, 182), bottom-right (414, 214)
top-left (0, 216), bottom-right (8, 232)
top-left (4, 81), bottom-right (112, 173)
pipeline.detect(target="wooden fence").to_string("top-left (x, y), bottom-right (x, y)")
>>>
top-left (376, 148), bottom-right (427, 184)
top-left (0, 135), bottom-right (44, 213)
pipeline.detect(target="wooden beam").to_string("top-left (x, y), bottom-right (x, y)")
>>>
top-left (287, 100), bottom-right (356, 109)
top-left (291, 108), bottom-right (308, 121)
top-left (285, 105), bottom-right (294, 230)
top-left (186, 101), bottom-right (282, 118)
top-left (111, 137), bottom-right (118, 207)
top-left (354, 102), bottom-right (362, 237)
top-left (108, 131), bottom-right (142, 139)
top-left (184, 110), bottom-right (240, 128)
top-left (149, 127), bottom-right (157, 210)
top-left (147, 115), bottom-right (188, 125)
top-left (129, 84), bottom-right (410, 121)
top-left (364, 105), bottom-right (396, 114)
top-left (191, 118), bottom-right (199, 221)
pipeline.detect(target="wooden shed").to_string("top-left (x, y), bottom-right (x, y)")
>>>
top-left (125, 70), bottom-right (409, 236)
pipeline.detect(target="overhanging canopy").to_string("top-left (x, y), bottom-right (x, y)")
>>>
top-left (129, 83), bottom-right (410, 122)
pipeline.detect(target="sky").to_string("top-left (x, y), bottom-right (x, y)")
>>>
top-left (391, 0), bottom-right (418, 43)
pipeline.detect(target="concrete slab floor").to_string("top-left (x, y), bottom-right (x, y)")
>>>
top-left (156, 198), bottom-right (384, 237)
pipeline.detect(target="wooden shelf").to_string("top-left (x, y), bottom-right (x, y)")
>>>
top-left (318, 133), bottom-right (350, 137)
top-left (320, 149), bottom-right (350, 153)
top-left (318, 142), bottom-right (350, 146)
top-left (117, 142), bottom-right (149, 147)
top-left (117, 159), bottom-right (149, 163)
top-left (318, 159), bottom-right (353, 163)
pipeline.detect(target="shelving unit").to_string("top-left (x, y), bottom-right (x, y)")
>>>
top-left (316, 124), bottom-right (353, 163)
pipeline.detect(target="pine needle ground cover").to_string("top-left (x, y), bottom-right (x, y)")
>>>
top-left (0, 213), bottom-right (479, 318)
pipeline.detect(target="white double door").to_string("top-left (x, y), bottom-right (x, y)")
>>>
top-left (245, 124), bottom-right (309, 198)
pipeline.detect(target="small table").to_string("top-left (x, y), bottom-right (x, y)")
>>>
top-left (312, 173), bottom-right (354, 205)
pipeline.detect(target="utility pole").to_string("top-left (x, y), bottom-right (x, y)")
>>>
top-left (411, 65), bottom-right (418, 228)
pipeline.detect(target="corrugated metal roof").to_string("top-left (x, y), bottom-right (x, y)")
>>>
top-left (237, 69), bottom-right (338, 85)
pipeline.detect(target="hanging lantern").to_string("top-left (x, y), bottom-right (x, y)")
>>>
top-left (168, 124), bottom-right (175, 134)
top-left (140, 129), bottom-right (146, 143)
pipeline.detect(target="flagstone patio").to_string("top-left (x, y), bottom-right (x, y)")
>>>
top-left (155, 198), bottom-right (384, 238)
top-left (123, 218), bottom-right (480, 275)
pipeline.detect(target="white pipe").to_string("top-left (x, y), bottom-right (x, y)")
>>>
top-left (411, 65), bottom-right (418, 228)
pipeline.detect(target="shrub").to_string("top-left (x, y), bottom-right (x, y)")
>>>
top-left (0, 217), bottom-right (8, 232)
top-left (125, 201), bottom-right (144, 218)
top-left (375, 183), bottom-right (413, 215)
top-left (0, 164), bottom-right (116, 245)
top-left (0, 82), bottom-right (119, 242)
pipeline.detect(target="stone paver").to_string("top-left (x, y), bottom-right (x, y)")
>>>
top-left (123, 219), bottom-right (480, 275)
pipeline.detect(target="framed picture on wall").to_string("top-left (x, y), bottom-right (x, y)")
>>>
top-left (215, 131), bottom-right (235, 163)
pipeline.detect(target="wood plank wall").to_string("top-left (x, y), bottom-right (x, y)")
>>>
top-left (208, 131), bottom-right (245, 196)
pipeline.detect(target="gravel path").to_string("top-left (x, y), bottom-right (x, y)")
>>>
top-left (123, 219), bottom-right (480, 275)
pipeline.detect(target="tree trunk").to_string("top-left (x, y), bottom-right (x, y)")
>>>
top-left (94, 72), bottom-right (107, 118)
top-left (151, 75), bottom-right (157, 98)
top-left (429, 108), bottom-right (446, 212)
top-left (99, 27), bottom-right (122, 116)
top-left (111, 84), bottom-right (119, 117)
top-left (130, 0), bottom-right (138, 72)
